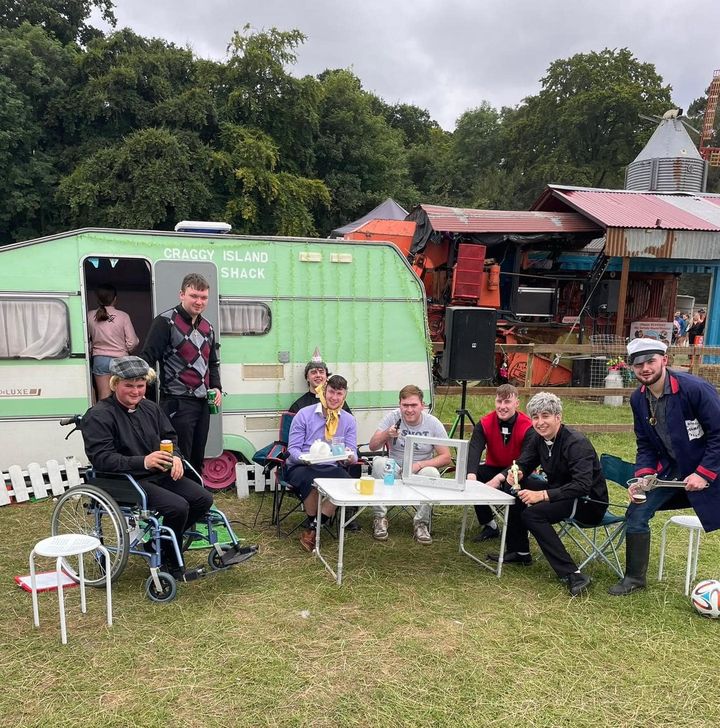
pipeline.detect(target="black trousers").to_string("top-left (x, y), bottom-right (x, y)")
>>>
top-left (161, 397), bottom-right (210, 476)
top-left (142, 473), bottom-right (213, 566)
top-left (473, 465), bottom-right (546, 526)
top-left (284, 464), bottom-right (352, 500)
top-left (505, 490), bottom-right (606, 578)
top-left (474, 464), bottom-right (504, 525)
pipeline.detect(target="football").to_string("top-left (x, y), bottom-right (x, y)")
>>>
top-left (690, 579), bottom-right (720, 618)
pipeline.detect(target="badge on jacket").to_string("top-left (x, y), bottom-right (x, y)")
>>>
top-left (686, 419), bottom-right (704, 440)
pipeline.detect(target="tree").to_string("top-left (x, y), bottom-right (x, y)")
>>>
top-left (58, 127), bottom-right (214, 229)
top-left (313, 69), bottom-right (417, 232)
top-left (377, 100), bottom-right (451, 202)
top-left (433, 102), bottom-right (505, 205)
top-left (70, 29), bottom-right (207, 144)
top-left (0, 0), bottom-right (116, 45)
top-left (222, 25), bottom-right (321, 177)
top-left (212, 123), bottom-right (329, 236)
top-left (503, 48), bottom-right (674, 205)
top-left (0, 24), bottom-right (80, 242)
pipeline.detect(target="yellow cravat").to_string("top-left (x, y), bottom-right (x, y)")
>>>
top-left (315, 384), bottom-right (340, 441)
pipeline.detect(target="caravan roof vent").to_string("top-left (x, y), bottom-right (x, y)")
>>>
top-left (174, 220), bottom-right (232, 234)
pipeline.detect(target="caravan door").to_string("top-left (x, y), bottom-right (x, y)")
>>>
top-left (152, 261), bottom-right (223, 458)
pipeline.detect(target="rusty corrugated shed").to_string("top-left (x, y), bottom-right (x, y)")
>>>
top-left (532, 185), bottom-right (720, 259)
top-left (539, 185), bottom-right (720, 231)
top-left (416, 204), bottom-right (601, 234)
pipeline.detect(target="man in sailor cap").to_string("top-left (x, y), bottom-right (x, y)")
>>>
top-left (609, 337), bottom-right (720, 595)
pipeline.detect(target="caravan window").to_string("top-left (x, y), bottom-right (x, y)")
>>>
top-left (219, 301), bottom-right (271, 335)
top-left (0, 298), bottom-right (70, 359)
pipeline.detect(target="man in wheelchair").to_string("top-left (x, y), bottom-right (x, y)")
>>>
top-left (81, 356), bottom-right (213, 576)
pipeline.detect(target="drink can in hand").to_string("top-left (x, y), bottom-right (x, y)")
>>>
top-left (208, 389), bottom-right (219, 414)
top-left (160, 439), bottom-right (173, 470)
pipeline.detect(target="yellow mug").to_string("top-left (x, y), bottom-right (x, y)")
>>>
top-left (355, 476), bottom-right (375, 496)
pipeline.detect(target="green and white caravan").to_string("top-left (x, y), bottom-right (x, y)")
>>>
top-left (0, 227), bottom-right (432, 485)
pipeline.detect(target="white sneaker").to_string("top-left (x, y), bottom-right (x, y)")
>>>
top-left (414, 523), bottom-right (432, 544)
top-left (373, 517), bottom-right (389, 541)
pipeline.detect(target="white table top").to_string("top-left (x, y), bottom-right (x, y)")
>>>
top-left (314, 478), bottom-right (432, 506)
top-left (407, 481), bottom-right (515, 505)
top-left (314, 478), bottom-right (515, 507)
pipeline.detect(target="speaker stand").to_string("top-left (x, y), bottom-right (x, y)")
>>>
top-left (448, 380), bottom-right (476, 439)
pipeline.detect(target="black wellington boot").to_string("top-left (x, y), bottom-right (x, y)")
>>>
top-left (608, 532), bottom-right (651, 596)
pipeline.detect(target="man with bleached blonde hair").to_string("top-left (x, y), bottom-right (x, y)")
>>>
top-left (488, 392), bottom-right (607, 597)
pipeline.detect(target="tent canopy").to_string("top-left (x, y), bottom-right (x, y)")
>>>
top-left (331, 198), bottom-right (408, 237)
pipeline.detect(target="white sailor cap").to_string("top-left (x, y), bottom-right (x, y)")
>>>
top-left (626, 337), bottom-right (668, 365)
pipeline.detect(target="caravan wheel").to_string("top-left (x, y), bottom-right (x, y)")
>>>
top-left (202, 450), bottom-right (239, 490)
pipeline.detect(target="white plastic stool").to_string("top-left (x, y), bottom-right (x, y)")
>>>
top-left (657, 515), bottom-right (704, 595)
top-left (30, 534), bottom-right (113, 644)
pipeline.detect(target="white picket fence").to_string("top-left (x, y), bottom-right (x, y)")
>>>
top-left (0, 458), bottom-right (85, 507)
top-left (234, 463), bottom-right (274, 499)
top-left (2, 459), bottom-right (272, 506)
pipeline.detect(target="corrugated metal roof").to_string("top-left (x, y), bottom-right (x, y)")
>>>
top-left (539, 185), bottom-right (720, 231)
top-left (416, 204), bottom-right (601, 233)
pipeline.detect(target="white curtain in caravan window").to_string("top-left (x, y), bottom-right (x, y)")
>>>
top-left (219, 303), bottom-right (270, 335)
top-left (0, 300), bottom-right (69, 359)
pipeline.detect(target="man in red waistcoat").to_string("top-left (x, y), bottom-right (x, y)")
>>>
top-left (467, 384), bottom-right (533, 541)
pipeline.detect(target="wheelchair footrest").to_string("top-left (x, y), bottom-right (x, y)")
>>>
top-left (219, 543), bottom-right (259, 567)
top-left (175, 566), bottom-right (205, 582)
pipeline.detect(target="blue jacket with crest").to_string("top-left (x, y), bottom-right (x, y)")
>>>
top-left (631, 369), bottom-right (720, 531)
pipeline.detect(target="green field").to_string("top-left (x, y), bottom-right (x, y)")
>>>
top-left (1, 398), bottom-right (718, 728)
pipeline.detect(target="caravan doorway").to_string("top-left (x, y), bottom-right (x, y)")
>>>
top-left (82, 256), bottom-right (153, 401)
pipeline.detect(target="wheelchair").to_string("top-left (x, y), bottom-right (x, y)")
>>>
top-left (53, 416), bottom-right (258, 602)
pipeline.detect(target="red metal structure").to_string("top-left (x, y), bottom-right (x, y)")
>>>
top-left (700, 69), bottom-right (720, 167)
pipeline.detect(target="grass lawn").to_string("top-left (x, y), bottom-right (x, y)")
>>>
top-left (2, 398), bottom-right (719, 727)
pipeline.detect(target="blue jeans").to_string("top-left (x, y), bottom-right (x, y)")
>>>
top-left (625, 486), bottom-right (690, 534)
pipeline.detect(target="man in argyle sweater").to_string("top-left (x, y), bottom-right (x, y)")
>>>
top-left (141, 273), bottom-right (222, 476)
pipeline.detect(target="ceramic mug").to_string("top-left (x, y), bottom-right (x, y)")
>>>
top-left (355, 475), bottom-right (375, 495)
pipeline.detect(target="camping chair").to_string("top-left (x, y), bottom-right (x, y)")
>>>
top-left (256, 411), bottom-right (307, 537)
top-left (556, 453), bottom-right (634, 578)
top-left (264, 412), bottom-right (343, 538)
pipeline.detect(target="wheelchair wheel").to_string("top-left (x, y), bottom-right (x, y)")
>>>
top-left (51, 484), bottom-right (129, 586)
top-left (208, 546), bottom-right (231, 571)
top-left (145, 572), bottom-right (177, 602)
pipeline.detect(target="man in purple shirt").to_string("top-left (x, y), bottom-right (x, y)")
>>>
top-left (285, 375), bottom-right (358, 552)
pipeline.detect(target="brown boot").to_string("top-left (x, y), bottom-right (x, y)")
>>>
top-left (299, 528), bottom-right (316, 552)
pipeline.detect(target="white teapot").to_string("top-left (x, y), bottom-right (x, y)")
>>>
top-left (309, 439), bottom-right (331, 458)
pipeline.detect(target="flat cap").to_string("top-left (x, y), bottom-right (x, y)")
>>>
top-left (109, 356), bottom-right (150, 379)
top-left (627, 337), bottom-right (668, 365)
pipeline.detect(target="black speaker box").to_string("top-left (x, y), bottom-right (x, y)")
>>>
top-left (441, 306), bottom-right (496, 381)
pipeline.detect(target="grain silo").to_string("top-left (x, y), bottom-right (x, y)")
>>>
top-left (625, 112), bottom-right (708, 193)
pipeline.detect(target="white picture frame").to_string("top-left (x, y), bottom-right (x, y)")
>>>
top-left (401, 435), bottom-right (468, 491)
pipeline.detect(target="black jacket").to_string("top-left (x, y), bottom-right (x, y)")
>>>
top-left (82, 396), bottom-right (179, 478)
top-left (515, 424), bottom-right (608, 504)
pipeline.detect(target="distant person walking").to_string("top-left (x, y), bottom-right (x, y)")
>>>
top-left (88, 284), bottom-right (139, 400)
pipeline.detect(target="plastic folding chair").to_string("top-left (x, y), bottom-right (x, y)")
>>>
top-left (556, 453), bottom-right (634, 578)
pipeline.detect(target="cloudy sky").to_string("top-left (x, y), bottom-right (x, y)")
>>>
top-left (94, 0), bottom-right (718, 130)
